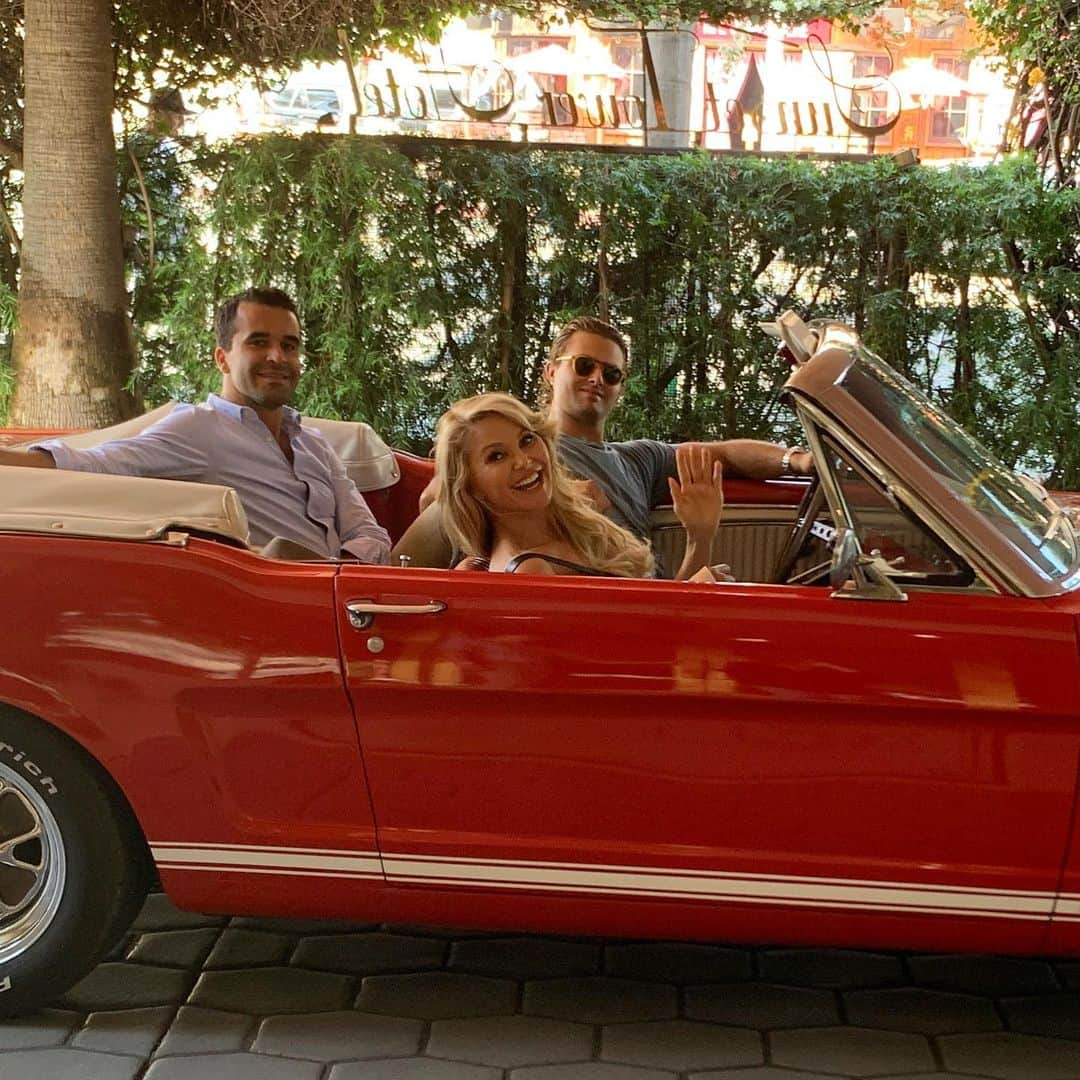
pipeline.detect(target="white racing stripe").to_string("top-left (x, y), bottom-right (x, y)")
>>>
top-left (149, 841), bottom-right (1066, 922)
top-left (151, 842), bottom-right (382, 879)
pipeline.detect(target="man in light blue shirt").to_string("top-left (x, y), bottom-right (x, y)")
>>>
top-left (0, 287), bottom-right (391, 563)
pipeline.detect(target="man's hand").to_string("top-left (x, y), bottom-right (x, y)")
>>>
top-left (573, 477), bottom-right (611, 514)
top-left (669, 443), bottom-right (723, 538)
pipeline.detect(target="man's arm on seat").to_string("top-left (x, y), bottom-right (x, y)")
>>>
top-left (700, 439), bottom-right (813, 480)
top-left (25, 411), bottom-right (210, 479)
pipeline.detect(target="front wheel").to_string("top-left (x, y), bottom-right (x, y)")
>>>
top-left (0, 707), bottom-right (147, 1017)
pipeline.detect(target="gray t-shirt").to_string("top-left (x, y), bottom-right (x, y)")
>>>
top-left (557, 435), bottom-right (677, 541)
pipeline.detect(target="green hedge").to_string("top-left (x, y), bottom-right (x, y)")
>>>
top-left (89, 136), bottom-right (1080, 487)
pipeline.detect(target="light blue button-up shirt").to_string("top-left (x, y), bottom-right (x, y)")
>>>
top-left (32, 396), bottom-right (391, 563)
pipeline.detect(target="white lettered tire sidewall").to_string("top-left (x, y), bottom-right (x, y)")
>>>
top-left (0, 707), bottom-right (136, 1017)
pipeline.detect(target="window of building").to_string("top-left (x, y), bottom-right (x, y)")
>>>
top-left (930, 55), bottom-right (970, 141)
top-left (853, 53), bottom-right (892, 79)
top-left (612, 38), bottom-right (645, 99)
top-left (851, 90), bottom-right (892, 131)
top-left (850, 54), bottom-right (893, 144)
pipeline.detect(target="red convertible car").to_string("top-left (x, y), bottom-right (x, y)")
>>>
top-left (0, 317), bottom-right (1078, 1017)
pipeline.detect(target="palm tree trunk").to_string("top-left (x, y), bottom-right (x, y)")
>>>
top-left (12, 0), bottom-right (139, 427)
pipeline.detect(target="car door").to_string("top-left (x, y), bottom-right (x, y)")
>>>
top-left (335, 562), bottom-right (1079, 949)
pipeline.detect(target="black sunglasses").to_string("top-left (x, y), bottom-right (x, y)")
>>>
top-left (554, 353), bottom-right (626, 386)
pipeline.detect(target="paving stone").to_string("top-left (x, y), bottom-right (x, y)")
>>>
top-left (524, 977), bottom-right (676, 1024)
top-left (603, 943), bottom-right (752, 984)
top-left (1002, 994), bottom-right (1080, 1040)
top-left (382, 924), bottom-right (501, 939)
top-left (252, 1010), bottom-right (422, 1061)
top-left (601, 1019), bottom-right (761, 1071)
top-left (908, 954), bottom-right (1060, 996)
top-left (450, 937), bottom-right (600, 979)
top-left (688, 1070), bottom-right (847, 1080)
top-left (72, 1005), bottom-right (175, 1055)
top-left (127, 928), bottom-right (220, 968)
top-left (144, 1051), bottom-right (323, 1079)
top-left (427, 1014), bottom-right (593, 1068)
top-left (685, 982), bottom-right (839, 1028)
top-left (940, 1032), bottom-right (1080, 1079)
top-left (190, 966), bottom-right (354, 1015)
top-left (231, 916), bottom-right (378, 935)
top-left (154, 1005), bottom-right (254, 1055)
top-left (59, 962), bottom-right (191, 1011)
top-left (770, 1025), bottom-right (935, 1076)
top-left (758, 948), bottom-right (903, 989)
top-left (844, 986), bottom-right (1002, 1034)
top-left (356, 972), bottom-right (518, 1019)
top-left (131, 892), bottom-right (228, 932)
top-left (857, 1075), bottom-right (998, 1080)
top-left (0, 1009), bottom-right (81, 1049)
top-left (205, 929), bottom-right (295, 969)
top-left (512, 1066), bottom-right (675, 1080)
top-left (0, 1048), bottom-right (142, 1080)
top-left (330, 1060), bottom-right (501, 1080)
top-left (293, 932), bottom-right (446, 975)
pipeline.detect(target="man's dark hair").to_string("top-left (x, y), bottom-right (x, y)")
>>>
top-left (214, 287), bottom-right (299, 349)
top-left (546, 315), bottom-right (629, 367)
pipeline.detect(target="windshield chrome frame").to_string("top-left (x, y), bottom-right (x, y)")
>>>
top-left (786, 323), bottom-right (1078, 599)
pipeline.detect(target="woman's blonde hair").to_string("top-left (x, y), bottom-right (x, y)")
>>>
top-left (434, 392), bottom-right (654, 578)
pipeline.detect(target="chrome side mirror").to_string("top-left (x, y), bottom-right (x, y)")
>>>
top-left (829, 527), bottom-right (908, 602)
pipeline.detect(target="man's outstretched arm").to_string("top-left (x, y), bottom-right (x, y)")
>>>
top-left (702, 438), bottom-right (813, 480)
top-left (0, 448), bottom-right (56, 468)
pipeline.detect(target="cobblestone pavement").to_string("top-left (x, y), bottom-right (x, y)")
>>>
top-left (3, 894), bottom-right (1080, 1079)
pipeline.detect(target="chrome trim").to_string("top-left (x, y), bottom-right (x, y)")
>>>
top-left (794, 395), bottom-right (1007, 596)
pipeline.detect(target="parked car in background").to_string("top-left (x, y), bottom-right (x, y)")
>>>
top-left (0, 315), bottom-right (1078, 1017)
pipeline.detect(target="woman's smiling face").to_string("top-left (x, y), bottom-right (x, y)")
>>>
top-left (464, 414), bottom-right (553, 516)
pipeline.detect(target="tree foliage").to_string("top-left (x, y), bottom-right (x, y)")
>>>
top-left (969, 0), bottom-right (1080, 185)
top-left (117, 136), bottom-right (1080, 487)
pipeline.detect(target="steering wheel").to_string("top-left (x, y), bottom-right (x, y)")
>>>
top-left (771, 477), bottom-right (832, 584)
top-left (504, 552), bottom-right (618, 577)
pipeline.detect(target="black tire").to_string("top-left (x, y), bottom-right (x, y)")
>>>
top-left (0, 706), bottom-right (147, 1017)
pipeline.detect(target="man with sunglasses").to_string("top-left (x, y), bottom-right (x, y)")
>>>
top-left (540, 315), bottom-right (812, 549)
top-left (400, 315), bottom-right (810, 572)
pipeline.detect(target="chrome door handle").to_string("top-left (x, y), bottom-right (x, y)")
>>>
top-left (346, 599), bottom-right (446, 630)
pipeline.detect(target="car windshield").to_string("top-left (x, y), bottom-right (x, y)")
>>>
top-left (841, 345), bottom-right (1078, 583)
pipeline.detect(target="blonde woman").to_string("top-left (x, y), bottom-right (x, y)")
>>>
top-left (434, 392), bottom-right (724, 578)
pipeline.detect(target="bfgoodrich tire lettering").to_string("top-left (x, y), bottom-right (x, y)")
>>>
top-left (0, 706), bottom-right (145, 1017)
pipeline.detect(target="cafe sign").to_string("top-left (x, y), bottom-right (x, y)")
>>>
top-left (339, 25), bottom-right (899, 149)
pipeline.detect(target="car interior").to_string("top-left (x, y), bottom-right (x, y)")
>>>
top-left (0, 401), bottom-right (975, 589)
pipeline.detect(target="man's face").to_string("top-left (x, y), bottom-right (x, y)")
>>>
top-left (214, 302), bottom-right (302, 411)
top-left (543, 330), bottom-right (626, 429)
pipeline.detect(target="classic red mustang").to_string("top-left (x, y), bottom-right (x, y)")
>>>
top-left (1, 317), bottom-right (1078, 1017)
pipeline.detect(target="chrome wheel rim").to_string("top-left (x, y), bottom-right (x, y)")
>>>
top-left (0, 762), bottom-right (65, 963)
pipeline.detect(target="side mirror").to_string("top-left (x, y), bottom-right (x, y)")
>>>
top-left (830, 527), bottom-right (907, 602)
